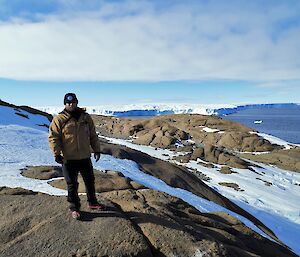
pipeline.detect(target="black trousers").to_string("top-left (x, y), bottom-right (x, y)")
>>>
top-left (62, 158), bottom-right (98, 211)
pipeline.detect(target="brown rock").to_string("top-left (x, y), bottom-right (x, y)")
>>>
top-left (219, 182), bottom-right (244, 191)
top-left (204, 144), bottom-right (220, 163)
top-left (21, 166), bottom-right (62, 180)
top-left (93, 113), bottom-right (281, 155)
top-left (241, 147), bottom-right (300, 173)
top-left (175, 129), bottom-right (189, 140)
top-left (219, 166), bottom-right (236, 174)
top-left (50, 171), bottom-right (146, 193)
top-left (172, 153), bottom-right (192, 163)
top-left (160, 135), bottom-right (176, 147)
top-left (218, 153), bottom-right (249, 169)
top-left (103, 189), bottom-right (295, 257)
top-left (217, 132), bottom-right (243, 151)
top-left (0, 187), bottom-right (38, 195)
top-left (0, 193), bottom-right (152, 257)
top-left (190, 147), bottom-right (205, 160)
top-left (154, 129), bottom-right (164, 138)
top-left (135, 132), bottom-right (155, 145)
top-left (174, 145), bottom-right (193, 152)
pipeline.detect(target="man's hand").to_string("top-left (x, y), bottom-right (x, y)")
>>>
top-left (94, 152), bottom-right (101, 162)
top-left (55, 155), bottom-right (64, 164)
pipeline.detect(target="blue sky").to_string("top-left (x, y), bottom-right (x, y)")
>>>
top-left (0, 0), bottom-right (300, 106)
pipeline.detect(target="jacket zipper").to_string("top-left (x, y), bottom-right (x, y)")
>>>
top-left (76, 120), bottom-right (80, 157)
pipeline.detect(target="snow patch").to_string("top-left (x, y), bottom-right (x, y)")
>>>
top-left (202, 127), bottom-right (219, 133)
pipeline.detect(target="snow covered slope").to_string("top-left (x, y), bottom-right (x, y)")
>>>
top-left (37, 103), bottom-right (299, 116)
top-left (0, 104), bottom-right (50, 131)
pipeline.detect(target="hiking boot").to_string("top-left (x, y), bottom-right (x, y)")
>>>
top-left (71, 210), bottom-right (81, 220)
top-left (88, 202), bottom-right (106, 211)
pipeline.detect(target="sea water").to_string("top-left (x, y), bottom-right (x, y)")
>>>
top-left (223, 107), bottom-right (300, 144)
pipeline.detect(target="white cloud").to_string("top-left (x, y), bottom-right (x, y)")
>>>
top-left (256, 80), bottom-right (300, 89)
top-left (0, 1), bottom-right (299, 82)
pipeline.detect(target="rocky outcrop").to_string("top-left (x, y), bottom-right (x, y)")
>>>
top-left (0, 187), bottom-right (39, 195)
top-left (0, 186), bottom-right (296, 257)
top-left (219, 166), bottom-right (236, 174)
top-left (19, 141), bottom-right (290, 248)
top-left (21, 166), bottom-right (63, 180)
top-left (98, 140), bottom-right (285, 245)
top-left (21, 166), bottom-right (146, 192)
top-left (93, 114), bottom-right (281, 152)
top-left (0, 188), bottom-right (152, 257)
top-left (172, 144), bottom-right (251, 169)
top-left (18, 144), bottom-right (281, 249)
top-left (92, 114), bottom-right (282, 169)
top-left (104, 189), bottom-right (295, 257)
top-left (241, 147), bottom-right (300, 173)
top-left (50, 170), bottom-right (146, 193)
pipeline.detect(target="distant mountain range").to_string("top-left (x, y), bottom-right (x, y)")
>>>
top-left (36, 103), bottom-right (299, 116)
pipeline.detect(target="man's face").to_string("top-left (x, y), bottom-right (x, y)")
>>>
top-left (65, 101), bottom-right (77, 112)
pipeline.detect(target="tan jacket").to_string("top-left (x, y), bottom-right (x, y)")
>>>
top-left (48, 108), bottom-right (100, 160)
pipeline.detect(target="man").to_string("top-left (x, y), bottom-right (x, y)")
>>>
top-left (48, 93), bottom-right (104, 220)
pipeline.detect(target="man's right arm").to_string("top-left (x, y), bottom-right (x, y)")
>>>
top-left (48, 117), bottom-right (63, 157)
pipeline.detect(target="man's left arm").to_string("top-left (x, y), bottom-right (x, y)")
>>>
top-left (87, 114), bottom-right (101, 157)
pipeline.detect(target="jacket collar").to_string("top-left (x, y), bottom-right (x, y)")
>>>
top-left (60, 107), bottom-right (86, 121)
